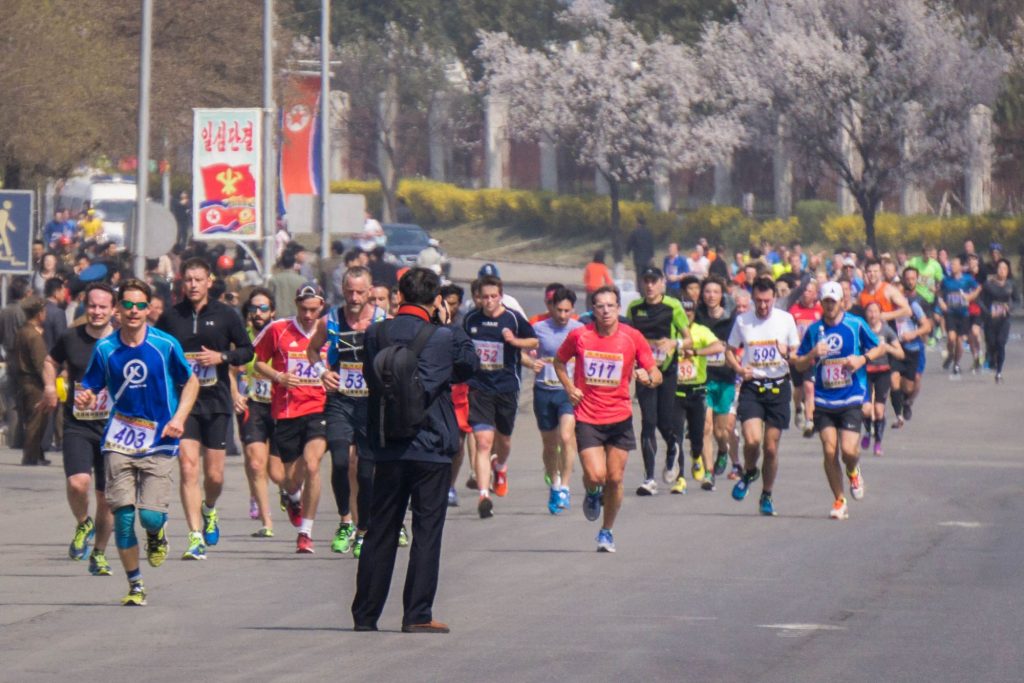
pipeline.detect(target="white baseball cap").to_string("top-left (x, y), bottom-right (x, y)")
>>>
top-left (820, 281), bottom-right (843, 302)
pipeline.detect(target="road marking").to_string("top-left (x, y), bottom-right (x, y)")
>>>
top-left (938, 521), bottom-right (984, 528)
top-left (758, 624), bottom-right (846, 634)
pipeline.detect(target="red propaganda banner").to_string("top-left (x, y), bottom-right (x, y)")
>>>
top-left (279, 75), bottom-right (321, 203)
top-left (192, 108), bottom-right (262, 241)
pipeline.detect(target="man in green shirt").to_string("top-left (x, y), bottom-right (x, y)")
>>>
top-left (670, 299), bottom-right (725, 493)
top-left (906, 245), bottom-right (945, 343)
top-left (627, 267), bottom-right (691, 496)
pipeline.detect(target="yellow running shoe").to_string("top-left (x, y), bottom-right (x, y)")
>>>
top-left (671, 476), bottom-right (688, 494)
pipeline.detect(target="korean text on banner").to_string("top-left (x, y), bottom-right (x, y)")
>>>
top-left (193, 108), bottom-right (262, 241)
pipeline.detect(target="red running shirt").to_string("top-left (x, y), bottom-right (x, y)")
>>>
top-left (557, 322), bottom-right (656, 425)
top-left (252, 318), bottom-right (327, 420)
top-left (789, 301), bottom-right (823, 341)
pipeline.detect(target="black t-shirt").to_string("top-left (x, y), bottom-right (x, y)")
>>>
top-left (696, 307), bottom-right (737, 382)
top-left (49, 325), bottom-right (107, 432)
top-left (156, 299), bottom-right (253, 416)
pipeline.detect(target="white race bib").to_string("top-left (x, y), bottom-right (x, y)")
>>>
top-left (73, 383), bottom-right (110, 421)
top-left (287, 351), bottom-right (321, 385)
top-left (338, 362), bottom-right (368, 397)
top-left (706, 350), bottom-right (725, 367)
top-left (538, 357), bottom-right (574, 387)
top-left (583, 350), bottom-right (623, 387)
top-left (474, 340), bottom-right (504, 372)
top-left (184, 352), bottom-right (217, 387)
top-left (748, 341), bottom-right (781, 369)
top-left (677, 359), bottom-right (697, 382)
top-left (649, 341), bottom-right (668, 364)
top-left (103, 412), bottom-right (157, 455)
top-left (991, 302), bottom-right (1009, 318)
top-left (251, 377), bottom-right (272, 403)
top-left (821, 358), bottom-right (852, 389)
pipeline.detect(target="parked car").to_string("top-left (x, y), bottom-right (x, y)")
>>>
top-left (383, 223), bottom-right (450, 277)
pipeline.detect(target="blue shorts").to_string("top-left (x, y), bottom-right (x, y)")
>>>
top-left (917, 348), bottom-right (927, 374)
top-left (533, 387), bottom-right (574, 432)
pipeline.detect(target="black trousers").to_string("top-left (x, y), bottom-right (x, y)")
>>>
top-left (637, 370), bottom-right (678, 480)
top-left (985, 316), bottom-right (1010, 373)
top-left (674, 388), bottom-right (706, 460)
top-left (352, 459), bottom-right (451, 629)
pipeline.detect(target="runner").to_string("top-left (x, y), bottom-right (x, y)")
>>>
top-left (788, 280), bottom-right (822, 436)
top-left (860, 302), bottom-right (904, 457)
top-left (529, 285), bottom-right (583, 513)
top-left (938, 256), bottom-right (981, 378)
top-left (981, 259), bottom-right (1018, 383)
top-left (695, 276), bottom-right (740, 482)
top-left (229, 288), bottom-right (285, 537)
top-left (891, 268), bottom-right (932, 427)
top-left (41, 282), bottom-right (117, 576)
top-left (156, 257), bottom-right (253, 560)
top-left (725, 276), bottom-right (800, 516)
top-left (793, 281), bottom-right (881, 520)
top-left (965, 254), bottom-right (986, 372)
top-left (907, 245), bottom-right (945, 345)
top-left (554, 286), bottom-right (660, 552)
top-left (626, 267), bottom-right (690, 496)
top-left (75, 278), bottom-right (199, 605)
top-left (463, 275), bottom-right (537, 519)
top-left (306, 266), bottom-right (388, 557)
top-left (252, 283), bottom-right (329, 553)
top-left (440, 284), bottom-right (472, 507)
top-left (671, 298), bottom-right (724, 493)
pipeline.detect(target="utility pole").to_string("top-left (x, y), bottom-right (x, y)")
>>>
top-left (319, 0), bottom-right (331, 258)
top-left (134, 0), bottom-right (153, 277)
top-left (262, 0), bottom-right (277, 281)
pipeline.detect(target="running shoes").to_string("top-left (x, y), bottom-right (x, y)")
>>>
top-left (69, 517), bottom-right (95, 561)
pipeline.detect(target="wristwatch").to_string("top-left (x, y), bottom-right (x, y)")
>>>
top-left (220, 352), bottom-right (228, 364)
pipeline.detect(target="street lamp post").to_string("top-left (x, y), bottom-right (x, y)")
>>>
top-left (134, 0), bottom-right (153, 277)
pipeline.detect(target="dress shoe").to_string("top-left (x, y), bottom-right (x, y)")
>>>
top-left (402, 620), bottom-right (450, 634)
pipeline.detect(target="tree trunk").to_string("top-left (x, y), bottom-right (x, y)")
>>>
top-left (608, 175), bottom-right (623, 266)
top-left (376, 68), bottom-right (399, 223)
top-left (857, 191), bottom-right (878, 253)
top-left (2, 161), bottom-right (22, 189)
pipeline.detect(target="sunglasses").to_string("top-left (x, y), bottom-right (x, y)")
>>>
top-left (120, 300), bottom-right (149, 311)
top-left (251, 304), bottom-right (271, 312)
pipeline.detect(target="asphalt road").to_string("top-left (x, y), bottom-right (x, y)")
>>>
top-left (1, 332), bottom-right (1022, 682)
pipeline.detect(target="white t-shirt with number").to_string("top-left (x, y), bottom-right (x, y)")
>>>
top-left (727, 308), bottom-right (800, 380)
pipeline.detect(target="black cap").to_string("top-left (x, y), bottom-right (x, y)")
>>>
top-left (640, 266), bottom-right (663, 280)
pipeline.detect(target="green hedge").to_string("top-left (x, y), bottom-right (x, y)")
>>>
top-left (332, 179), bottom-right (1023, 253)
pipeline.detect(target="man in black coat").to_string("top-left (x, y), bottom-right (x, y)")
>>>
top-left (352, 267), bottom-right (477, 633)
top-left (625, 215), bottom-right (654, 291)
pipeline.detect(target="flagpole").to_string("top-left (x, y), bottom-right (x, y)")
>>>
top-left (262, 0), bottom-right (277, 281)
top-left (135, 0), bottom-right (153, 277)
top-left (319, 0), bottom-right (330, 259)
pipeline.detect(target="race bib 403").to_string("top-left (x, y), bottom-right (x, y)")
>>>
top-left (103, 413), bottom-right (157, 455)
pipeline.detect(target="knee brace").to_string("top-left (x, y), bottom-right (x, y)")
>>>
top-left (113, 505), bottom-right (138, 550)
top-left (138, 508), bottom-right (167, 534)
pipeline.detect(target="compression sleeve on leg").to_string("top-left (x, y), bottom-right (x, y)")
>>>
top-left (113, 505), bottom-right (138, 550)
top-left (138, 509), bottom-right (168, 534)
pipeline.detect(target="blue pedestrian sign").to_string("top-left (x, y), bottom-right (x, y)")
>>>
top-left (0, 190), bottom-right (32, 273)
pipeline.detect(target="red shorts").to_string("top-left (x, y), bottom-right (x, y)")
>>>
top-left (452, 383), bottom-right (471, 434)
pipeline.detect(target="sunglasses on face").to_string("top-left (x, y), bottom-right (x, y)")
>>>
top-left (252, 304), bottom-right (271, 312)
top-left (120, 300), bottom-right (149, 311)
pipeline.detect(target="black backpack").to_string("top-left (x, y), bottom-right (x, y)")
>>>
top-left (371, 320), bottom-right (437, 445)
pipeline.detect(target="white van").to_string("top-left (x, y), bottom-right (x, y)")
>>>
top-left (59, 173), bottom-right (137, 247)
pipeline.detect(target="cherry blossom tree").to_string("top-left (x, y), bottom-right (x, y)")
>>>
top-left (710, 0), bottom-right (1010, 249)
top-left (477, 0), bottom-right (743, 264)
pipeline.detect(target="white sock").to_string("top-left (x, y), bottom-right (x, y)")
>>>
top-left (299, 518), bottom-right (314, 536)
top-left (288, 490), bottom-right (301, 503)
top-left (479, 489), bottom-right (490, 499)
top-left (201, 502), bottom-right (215, 515)
top-left (552, 475), bottom-right (562, 489)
